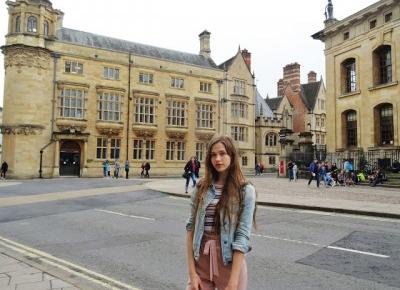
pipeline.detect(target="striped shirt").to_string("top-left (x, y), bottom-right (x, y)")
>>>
top-left (204, 184), bottom-right (223, 233)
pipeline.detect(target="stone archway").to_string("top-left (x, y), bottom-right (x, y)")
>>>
top-left (59, 140), bottom-right (81, 176)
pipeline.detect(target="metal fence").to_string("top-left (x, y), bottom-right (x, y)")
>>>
top-left (325, 149), bottom-right (400, 171)
top-left (290, 148), bottom-right (400, 171)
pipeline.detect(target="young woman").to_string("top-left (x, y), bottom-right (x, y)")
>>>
top-left (185, 135), bottom-right (256, 290)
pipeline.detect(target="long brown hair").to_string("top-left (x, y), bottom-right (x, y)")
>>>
top-left (195, 135), bottom-right (256, 231)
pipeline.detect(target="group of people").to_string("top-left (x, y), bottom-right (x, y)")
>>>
top-left (102, 160), bottom-right (130, 179)
top-left (287, 161), bottom-right (298, 182)
top-left (306, 159), bottom-right (376, 188)
top-left (254, 163), bottom-right (265, 176)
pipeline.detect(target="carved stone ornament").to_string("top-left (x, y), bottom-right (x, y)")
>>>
top-left (0, 124), bottom-right (45, 135)
top-left (132, 125), bottom-right (158, 137)
top-left (195, 131), bottom-right (215, 141)
top-left (56, 119), bottom-right (87, 133)
top-left (3, 45), bottom-right (51, 70)
top-left (165, 127), bottom-right (187, 139)
top-left (96, 122), bottom-right (123, 136)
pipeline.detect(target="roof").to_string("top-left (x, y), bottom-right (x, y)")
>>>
top-left (218, 55), bottom-right (235, 70)
top-left (300, 81), bottom-right (322, 110)
top-left (255, 90), bottom-right (274, 118)
top-left (56, 28), bottom-right (218, 69)
top-left (265, 97), bottom-right (283, 111)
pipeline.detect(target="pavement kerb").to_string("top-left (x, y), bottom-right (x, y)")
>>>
top-left (145, 180), bottom-right (400, 220)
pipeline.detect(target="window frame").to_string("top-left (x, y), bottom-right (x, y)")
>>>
top-left (59, 88), bottom-right (86, 119)
top-left (166, 99), bottom-right (187, 127)
top-left (196, 103), bottom-right (214, 129)
top-left (346, 111), bottom-right (357, 148)
top-left (96, 138), bottom-right (108, 159)
top-left (170, 77), bottom-right (184, 89)
top-left (134, 96), bottom-right (156, 124)
top-left (139, 72), bottom-right (154, 85)
top-left (110, 138), bottom-right (121, 159)
top-left (65, 60), bottom-right (84, 75)
top-left (27, 15), bottom-right (37, 33)
top-left (342, 58), bottom-right (357, 93)
top-left (200, 81), bottom-right (212, 93)
top-left (97, 91), bottom-right (122, 122)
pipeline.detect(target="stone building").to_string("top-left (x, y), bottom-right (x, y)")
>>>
top-left (1, 0), bottom-right (255, 178)
top-left (218, 49), bottom-right (256, 171)
top-left (0, 106), bottom-right (2, 160)
top-left (313, 0), bottom-right (400, 167)
top-left (276, 63), bottom-right (327, 147)
top-left (255, 92), bottom-right (293, 169)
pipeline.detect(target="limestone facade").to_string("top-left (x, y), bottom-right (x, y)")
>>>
top-left (1, 0), bottom-right (256, 178)
top-left (313, 0), bottom-right (400, 154)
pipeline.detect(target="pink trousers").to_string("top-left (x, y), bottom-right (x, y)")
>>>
top-left (186, 233), bottom-right (247, 290)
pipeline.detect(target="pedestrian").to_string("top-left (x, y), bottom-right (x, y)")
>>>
top-left (124, 160), bottom-right (130, 179)
top-left (292, 162), bottom-right (298, 182)
top-left (144, 161), bottom-right (151, 178)
top-left (1, 161), bottom-right (9, 179)
top-left (194, 156), bottom-right (201, 178)
top-left (260, 163), bottom-right (264, 175)
top-left (185, 135), bottom-right (256, 290)
top-left (105, 160), bottom-right (111, 177)
top-left (287, 160), bottom-right (294, 181)
top-left (319, 161), bottom-right (328, 187)
top-left (184, 156), bottom-right (198, 193)
top-left (113, 160), bottom-right (120, 179)
top-left (102, 160), bottom-right (107, 177)
top-left (255, 163), bottom-right (261, 176)
top-left (141, 162), bottom-right (145, 178)
top-left (307, 159), bottom-right (320, 187)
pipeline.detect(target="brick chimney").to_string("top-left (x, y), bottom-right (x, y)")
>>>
top-left (283, 63), bottom-right (301, 92)
top-left (241, 49), bottom-right (251, 70)
top-left (277, 79), bottom-right (284, 97)
top-left (308, 71), bottom-right (317, 83)
top-left (199, 30), bottom-right (211, 58)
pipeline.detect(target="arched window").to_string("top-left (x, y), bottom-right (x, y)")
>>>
top-left (265, 133), bottom-right (277, 146)
top-left (375, 104), bottom-right (394, 145)
top-left (373, 45), bottom-right (392, 85)
top-left (15, 15), bottom-right (21, 32)
top-left (343, 110), bottom-right (357, 148)
top-left (27, 16), bottom-right (37, 33)
top-left (43, 20), bottom-right (49, 36)
top-left (341, 58), bottom-right (356, 93)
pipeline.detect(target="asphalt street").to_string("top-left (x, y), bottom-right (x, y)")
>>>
top-left (0, 178), bottom-right (399, 289)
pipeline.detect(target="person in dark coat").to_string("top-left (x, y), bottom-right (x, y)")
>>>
top-left (194, 156), bottom-right (201, 178)
top-left (307, 159), bottom-right (320, 187)
top-left (124, 160), bottom-right (130, 179)
top-left (144, 162), bottom-right (151, 178)
top-left (184, 156), bottom-right (198, 193)
top-left (1, 161), bottom-right (8, 179)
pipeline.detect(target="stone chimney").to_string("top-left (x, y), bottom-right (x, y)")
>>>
top-left (308, 71), bottom-right (317, 83)
top-left (277, 79), bottom-right (284, 97)
top-left (283, 63), bottom-right (301, 92)
top-left (199, 30), bottom-right (211, 58)
top-left (241, 49), bottom-right (251, 70)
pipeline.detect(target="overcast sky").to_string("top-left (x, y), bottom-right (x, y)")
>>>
top-left (0, 0), bottom-right (378, 106)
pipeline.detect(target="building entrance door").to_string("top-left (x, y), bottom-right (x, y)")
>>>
top-left (59, 141), bottom-right (81, 176)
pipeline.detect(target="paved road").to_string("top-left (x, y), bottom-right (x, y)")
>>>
top-left (0, 178), bottom-right (399, 289)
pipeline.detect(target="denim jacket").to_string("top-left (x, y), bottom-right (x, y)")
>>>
top-left (185, 183), bottom-right (256, 265)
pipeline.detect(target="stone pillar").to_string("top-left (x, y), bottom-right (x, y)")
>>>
top-left (82, 140), bottom-right (88, 177)
top-left (53, 140), bottom-right (60, 177)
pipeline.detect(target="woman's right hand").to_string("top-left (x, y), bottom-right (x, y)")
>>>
top-left (189, 273), bottom-right (201, 290)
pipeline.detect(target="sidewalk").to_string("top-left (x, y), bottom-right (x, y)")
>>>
top-left (146, 175), bottom-right (400, 219)
top-left (0, 250), bottom-right (78, 290)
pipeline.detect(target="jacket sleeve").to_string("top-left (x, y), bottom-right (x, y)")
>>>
top-left (232, 184), bottom-right (256, 253)
top-left (185, 186), bottom-right (199, 231)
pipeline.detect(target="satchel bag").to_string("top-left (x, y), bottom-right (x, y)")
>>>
top-left (182, 172), bottom-right (189, 179)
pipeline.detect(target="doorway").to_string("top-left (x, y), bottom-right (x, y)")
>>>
top-left (59, 140), bottom-right (81, 176)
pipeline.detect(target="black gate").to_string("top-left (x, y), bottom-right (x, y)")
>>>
top-left (59, 141), bottom-right (81, 176)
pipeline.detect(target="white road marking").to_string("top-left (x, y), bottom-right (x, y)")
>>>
top-left (94, 209), bottom-right (155, 221)
top-left (252, 233), bottom-right (390, 258)
top-left (327, 246), bottom-right (390, 258)
top-left (257, 205), bottom-right (400, 223)
top-left (0, 236), bottom-right (141, 290)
